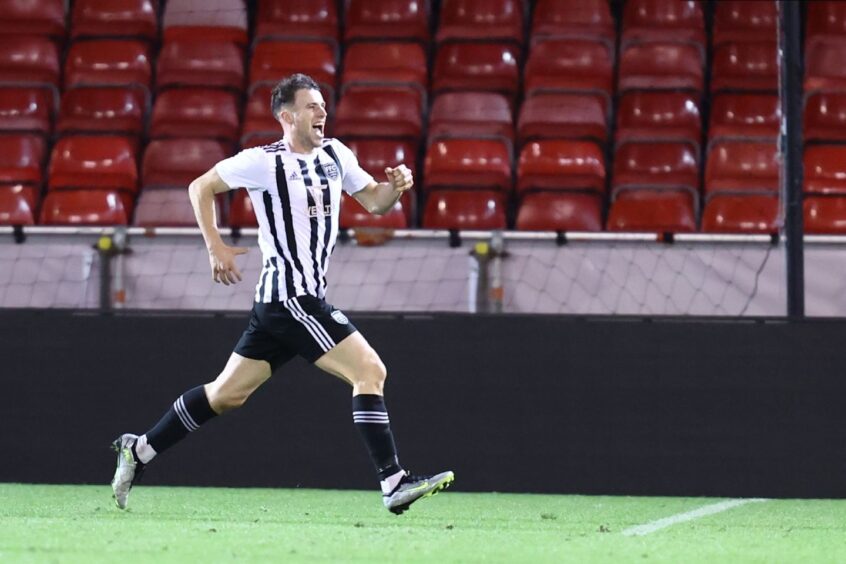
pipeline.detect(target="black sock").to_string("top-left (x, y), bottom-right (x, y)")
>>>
top-left (352, 394), bottom-right (403, 481)
top-left (143, 385), bottom-right (218, 456)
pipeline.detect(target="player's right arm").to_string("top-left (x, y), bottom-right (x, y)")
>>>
top-left (188, 167), bottom-right (248, 286)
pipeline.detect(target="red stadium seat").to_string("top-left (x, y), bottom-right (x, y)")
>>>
top-left (0, 185), bottom-right (36, 226)
top-left (250, 41), bottom-right (336, 95)
top-left (428, 92), bottom-right (513, 146)
top-left (701, 194), bottom-right (779, 233)
top-left (805, 42), bottom-right (846, 96)
top-left (57, 88), bottom-right (145, 136)
top-left (0, 183), bottom-right (39, 210)
top-left (340, 191), bottom-right (408, 229)
top-left (618, 43), bottom-right (703, 93)
top-left (621, 0), bottom-right (705, 54)
top-left (709, 94), bottom-right (780, 143)
top-left (150, 89), bottom-right (240, 142)
top-left (432, 43), bottom-right (520, 101)
top-left (344, 0), bottom-right (429, 44)
top-left (0, 0), bottom-right (65, 40)
top-left (805, 93), bottom-right (846, 143)
top-left (335, 87), bottom-right (422, 139)
top-left (157, 39), bottom-right (244, 92)
top-left (142, 139), bottom-right (228, 189)
top-left (255, 0), bottom-right (339, 45)
top-left (613, 142), bottom-right (698, 192)
top-left (64, 40), bottom-right (151, 90)
top-left (517, 94), bottom-right (607, 145)
top-left (344, 139), bottom-right (418, 183)
top-left (133, 188), bottom-right (223, 227)
top-left (422, 190), bottom-right (506, 230)
top-left (229, 190), bottom-right (258, 227)
top-left (424, 140), bottom-right (511, 192)
top-left (705, 141), bottom-right (779, 196)
top-left (805, 196), bottom-right (846, 234)
top-left (40, 190), bottom-right (129, 225)
top-left (531, 0), bottom-right (614, 47)
top-left (341, 42), bottom-right (427, 94)
top-left (0, 37), bottom-right (60, 87)
top-left (163, 0), bottom-right (248, 46)
top-left (711, 42), bottom-right (778, 93)
top-left (48, 136), bottom-right (138, 195)
top-left (804, 146), bottom-right (846, 195)
top-left (713, 0), bottom-right (777, 46)
top-left (607, 190), bottom-right (697, 233)
top-left (517, 141), bottom-right (605, 194)
top-left (516, 192), bottom-right (602, 231)
top-left (71, 0), bottom-right (158, 41)
top-left (615, 91), bottom-right (700, 148)
top-left (524, 40), bottom-right (613, 99)
top-left (806, 1), bottom-right (846, 53)
top-left (436, 0), bottom-right (523, 45)
top-left (344, 138), bottom-right (417, 223)
top-left (0, 135), bottom-right (45, 185)
top-left (0, 88), bottom-right (52, 135)
top-left (241, 85), bottom-right (283, 147)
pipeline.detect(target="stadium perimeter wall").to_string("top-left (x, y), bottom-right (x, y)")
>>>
top-left (2, 309), bottom-right (845, 499)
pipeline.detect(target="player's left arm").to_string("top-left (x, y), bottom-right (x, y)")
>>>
top-left (352, 165), bottom-right (413, 215)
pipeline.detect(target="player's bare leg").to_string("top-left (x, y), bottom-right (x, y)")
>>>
top-left (204, 353), bottom-right (272, 413)
top-left (111, 353), bottom-right (270, 509)
top-left (315, 332), bottom-right (454, 515)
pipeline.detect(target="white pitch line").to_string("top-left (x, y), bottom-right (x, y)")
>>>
top-left (622, 498), bottom-right (768, 537)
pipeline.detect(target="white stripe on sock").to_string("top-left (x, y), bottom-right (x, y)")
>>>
top-left (177, 396), bottom-right (200, 430)
top-left (173, 398), bottom-right (197, 431)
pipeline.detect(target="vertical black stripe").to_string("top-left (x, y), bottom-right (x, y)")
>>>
top-left (298, 159), bottom-right (322, 296)
top-left (257, 258), bottom-right (270, 301)
top-left (275, 155), bottom-right (308, 296)
top-left (314, 156), bottom-right (333, 297)
top-left (269, 256), bottom-right (279, 301)
top-left (263, 190), bottom-right (295, 299)
top-left (322, 144), bottom-right (343, 177)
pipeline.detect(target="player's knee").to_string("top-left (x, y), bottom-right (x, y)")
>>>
top-left (205, 384), bottom-right (249, 413)
top-left (355, 354), bottom-right (387, 391)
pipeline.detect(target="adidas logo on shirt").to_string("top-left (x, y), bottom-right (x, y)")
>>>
top-left (288, 170), bottom-right (301, 181)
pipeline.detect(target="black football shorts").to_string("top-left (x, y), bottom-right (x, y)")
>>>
top-left (234, 295), bottom-right (357, 371)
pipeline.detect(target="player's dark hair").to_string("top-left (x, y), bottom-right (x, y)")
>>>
top-left (270, 73), bottom-right (320, 117)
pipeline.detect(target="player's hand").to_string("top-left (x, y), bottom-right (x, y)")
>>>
top-left (385, 165), bottom-right (413, 193)
top-left (208, 243), bottom-right (249, 286)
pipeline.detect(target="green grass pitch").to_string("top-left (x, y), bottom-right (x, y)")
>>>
top-left (1, 483), bottom-right (845, 563)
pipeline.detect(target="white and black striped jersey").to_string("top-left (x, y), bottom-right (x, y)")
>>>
top-left (215, 137), bottom-right (374, 302)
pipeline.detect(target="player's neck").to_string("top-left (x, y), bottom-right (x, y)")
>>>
top-left (284, 136), bottom-right (317, 155)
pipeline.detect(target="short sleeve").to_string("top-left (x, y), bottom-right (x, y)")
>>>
top-left (215, 147), bottom-right (267, 191)
top-left (331, 141), bottom-right (375, 195)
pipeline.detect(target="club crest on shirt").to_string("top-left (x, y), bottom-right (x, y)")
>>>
top-left (331, 310), bottom-right (349, 325)
top-left (322, 162), bottom-right (340, 181)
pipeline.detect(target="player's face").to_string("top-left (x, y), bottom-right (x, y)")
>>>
top-left (286, 88), bottom-right (327, 150)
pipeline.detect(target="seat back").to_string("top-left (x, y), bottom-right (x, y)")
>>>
top-left (142, 139), bottom-right (228, 189)
top-left (422, 190), bottom-right (507, 229)
top-left (72, 0), bottom-right (158, 41)
top-left (705, 141), bottom-right (779, 195)
top-left (163, 0), bottom-right (248, 46)
top-left (517, 140), bottom-right (605, 193)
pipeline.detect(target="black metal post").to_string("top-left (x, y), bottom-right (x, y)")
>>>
top-left (779, 0), bottom-right (805, 318)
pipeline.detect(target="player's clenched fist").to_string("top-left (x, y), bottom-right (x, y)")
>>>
top-left (385, 165), bottom-right (413, 192)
